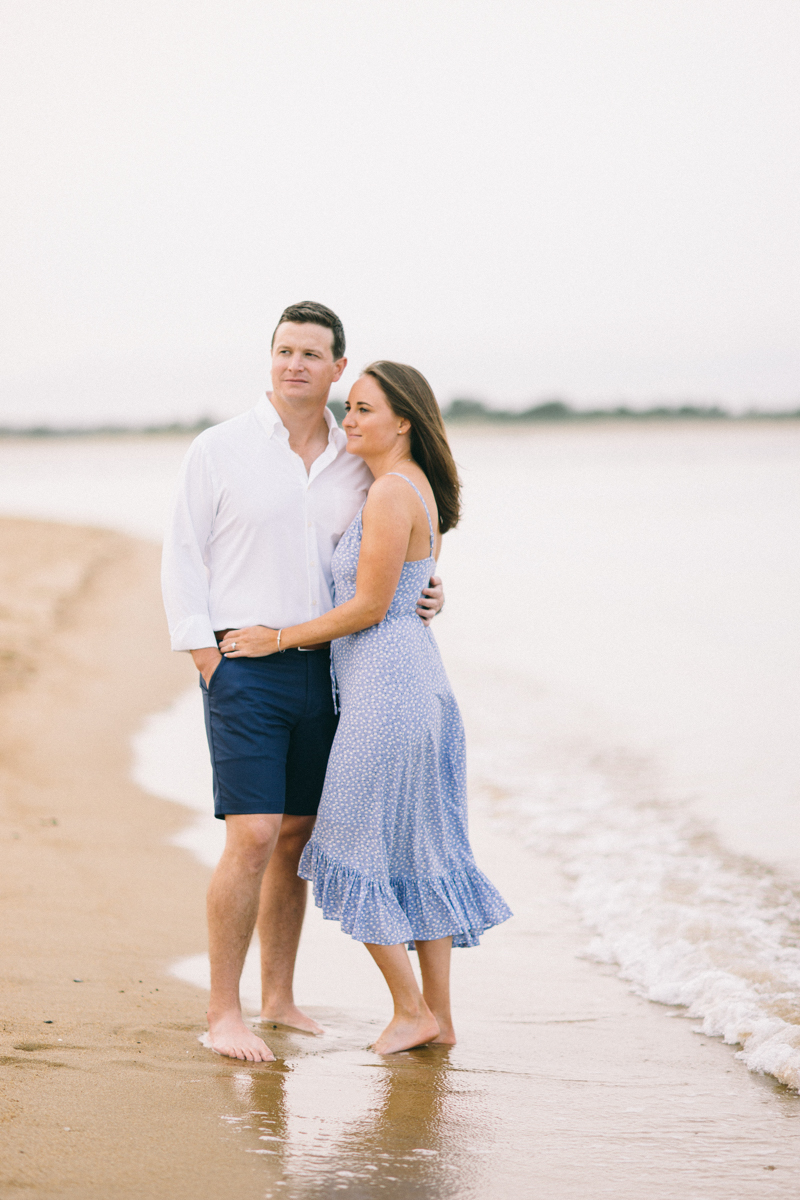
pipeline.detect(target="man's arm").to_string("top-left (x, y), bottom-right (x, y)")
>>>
top-left (161, 439), bottom-right (220, 662)
top-left (416, 575), bottom-right (444, 625)
top-left (191, 646), bottom-right (222, 685)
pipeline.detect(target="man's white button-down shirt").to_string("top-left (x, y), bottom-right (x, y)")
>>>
top-left (161, 396), bottom-right (373, 651)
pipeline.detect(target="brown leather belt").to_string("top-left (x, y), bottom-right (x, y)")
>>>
top-left (214, 630), bottom-right (330, 652)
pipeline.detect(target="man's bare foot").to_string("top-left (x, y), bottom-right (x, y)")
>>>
top-left (259, 1003), bottom-right (324, 1036)
top-left (203, 1012), bottom-right (275, 1062)
top-left (371, 1011), bottom-right (440, 1055)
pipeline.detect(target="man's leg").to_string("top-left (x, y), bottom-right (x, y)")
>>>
top-left (257, 646), bottom-right (338, 1034)
top-left (206, 812), bottom-right (282, 1061)
top-left (257, 814), bottom-right (323, 1034)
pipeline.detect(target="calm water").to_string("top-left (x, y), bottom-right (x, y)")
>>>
top-left (440, 422), bottom-right (800, 867)
top-left (3, 422), bottom-right (800, 1088)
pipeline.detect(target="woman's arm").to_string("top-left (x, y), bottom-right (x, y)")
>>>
top-left (220, 478), bottom-right (418, 659)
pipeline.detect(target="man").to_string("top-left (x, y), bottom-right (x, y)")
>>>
top-left (162, 302), bottom-right (443, 1062)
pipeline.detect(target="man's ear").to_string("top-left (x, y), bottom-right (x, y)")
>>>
top-left (332, 356), bottom-right (348, 383)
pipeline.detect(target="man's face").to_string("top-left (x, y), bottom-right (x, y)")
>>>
top-left (270, 322), bottom-right (346, 407)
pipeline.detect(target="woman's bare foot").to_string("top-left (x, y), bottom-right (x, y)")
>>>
top-left (258, 1003), bottom-right (324, 1036)
top-left (371, 1010), bottom-right (440, 1055)
top-left (431, 1017), bottom-right (457, 1046)
top-left (203, 1011), bottom-right (275, 1062)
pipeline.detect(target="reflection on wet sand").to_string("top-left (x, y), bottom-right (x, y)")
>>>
top-left (216, 1012), bottom-right (489, 1199)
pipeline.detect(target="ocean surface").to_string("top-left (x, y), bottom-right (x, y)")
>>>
top-left (3, 421), bottom-right (799, 1089)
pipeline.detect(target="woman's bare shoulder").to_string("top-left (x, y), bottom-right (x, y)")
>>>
top-left (359, 477), bottom-right (412, 538)
top-left (366, 469), bottom-right (438, 537)
top-left (365, 471), bottom-right (420, 507)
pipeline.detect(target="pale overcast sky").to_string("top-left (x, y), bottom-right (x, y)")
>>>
top-left (1, 0), bottom-right (798, 425)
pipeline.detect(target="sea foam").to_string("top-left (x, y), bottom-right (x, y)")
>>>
top-left (458, 667), bottom-right (800, 1091)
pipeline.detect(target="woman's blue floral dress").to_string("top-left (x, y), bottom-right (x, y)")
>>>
top-left (298, 474), bottom-right (512, 948)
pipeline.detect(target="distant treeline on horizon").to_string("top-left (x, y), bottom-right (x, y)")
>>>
top-left (1, 399), bottom-right (799, 438)
top-left (438, 398), bottom-right (800, 423)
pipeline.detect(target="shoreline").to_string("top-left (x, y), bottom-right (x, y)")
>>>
top-left (0, 414), bottom-right (798, 442)
top-left (0, 518), bottom-right (270, 1197)
top-left (2, 516), bottom-right (800, 1198)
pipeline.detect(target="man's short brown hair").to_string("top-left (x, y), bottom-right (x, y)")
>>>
top-left (271, 301), bottom-right (346, 361)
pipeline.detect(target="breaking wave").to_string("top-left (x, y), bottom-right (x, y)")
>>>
top-left (460, 668), bottom-right (800, 1091)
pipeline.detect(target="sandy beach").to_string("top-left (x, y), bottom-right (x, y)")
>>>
top-left (0, 518), bottom-right (257, 1197)
top-left (2, 510), bottom-right (800, 1198)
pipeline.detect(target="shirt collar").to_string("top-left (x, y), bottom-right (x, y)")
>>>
top-left (253, 393), bottom-right (346, 449)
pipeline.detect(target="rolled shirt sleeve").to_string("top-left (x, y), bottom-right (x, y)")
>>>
top-left (161, 439), bottom-right (219, 652)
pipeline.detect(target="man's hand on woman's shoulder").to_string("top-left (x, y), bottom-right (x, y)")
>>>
top-left (417, 576), bottom-right (444, 626)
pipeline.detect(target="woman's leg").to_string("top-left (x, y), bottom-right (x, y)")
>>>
top-left (415, 937), bottom-right (456, 1045)
top-left (365, 943), bottom-right (440, 1054)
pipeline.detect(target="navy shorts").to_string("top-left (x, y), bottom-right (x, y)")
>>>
top-left (200, 649), bottom-right (339, 820)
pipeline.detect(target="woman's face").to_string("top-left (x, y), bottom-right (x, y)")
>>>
top-left (342, 375), bottom-right (409, 458)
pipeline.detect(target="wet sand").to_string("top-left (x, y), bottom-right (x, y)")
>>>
top-left (0, 518), bottom-right (258, 1197)
top-left (2, 517), bottom-right (800, 1198)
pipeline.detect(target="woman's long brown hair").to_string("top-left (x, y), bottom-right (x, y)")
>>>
top-left (362, 361), bottom-right (461, 533)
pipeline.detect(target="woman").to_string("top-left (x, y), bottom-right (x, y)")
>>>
top-left (221, 362), bottom-right (511, 1054)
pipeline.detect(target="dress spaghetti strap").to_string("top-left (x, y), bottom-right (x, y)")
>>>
top-left (385, 472), bottom-right (435, 556)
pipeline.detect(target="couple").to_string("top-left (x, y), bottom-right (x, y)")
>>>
top-left (162, 301), bottom-right (510, 1062)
